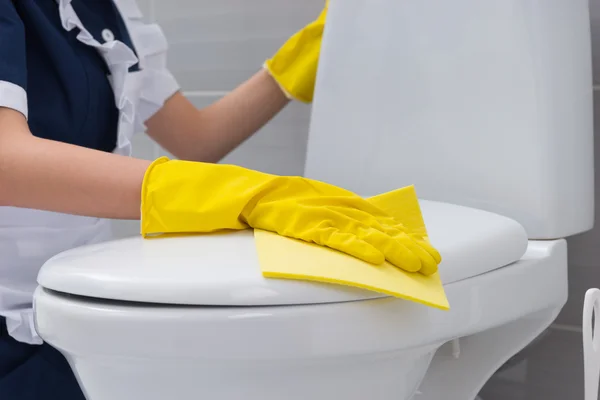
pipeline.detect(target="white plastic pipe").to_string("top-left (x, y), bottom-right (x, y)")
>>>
top-left (583, 288), bottom-right (600, 400)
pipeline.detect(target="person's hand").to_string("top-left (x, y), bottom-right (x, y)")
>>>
top-left (245, 185), bottom-right (441, 275)
top-left (264, 1), bottom-right (328, 103)
top-left (141, 157), bottom-right (441, 275)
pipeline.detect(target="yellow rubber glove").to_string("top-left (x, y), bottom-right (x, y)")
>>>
top-left (141, 157), bottom-right (441, 275)
top-left (264, 2), bottom-right (328, 103)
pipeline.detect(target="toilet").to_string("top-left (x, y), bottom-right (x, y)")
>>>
top-left (33, 1), bottom-right (593, 400)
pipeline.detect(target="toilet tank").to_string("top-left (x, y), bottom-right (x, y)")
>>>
top-left (304, 0), bottom-right (594, 239)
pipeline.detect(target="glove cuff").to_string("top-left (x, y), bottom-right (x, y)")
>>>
top-left (140, 156), bottom-right (170, 237)
top-left (263, 61), bottom-right (296, 102)
top-left (263, 61), bottom-right (313, 104)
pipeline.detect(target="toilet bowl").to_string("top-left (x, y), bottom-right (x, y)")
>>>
top-left (34, 201), bottom-right (566, 400)
top-left (35, 0), bottom-right (593, 399)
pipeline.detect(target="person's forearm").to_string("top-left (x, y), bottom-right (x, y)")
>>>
top-left (146, 69), bottom-right (290, 163)
top-left (0, 111), bottom-right (150, 219)
top-left (198, 69), bottom-right (290, 161)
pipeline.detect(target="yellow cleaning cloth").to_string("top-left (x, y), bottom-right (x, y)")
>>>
top-left (255, 186), bottom-right (449, 310)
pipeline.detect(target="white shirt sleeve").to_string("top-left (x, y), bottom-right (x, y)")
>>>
top-left (0, 1), bottom-right (29, 119)
top-left (0, 80), bottom-right (28, 119)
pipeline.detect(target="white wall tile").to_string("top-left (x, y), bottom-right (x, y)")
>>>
top-left (130, 132), bottom-right (158, 160)
top-left (134, 0), bottom-right (154, 22)
top-left (221, 143), bottom-right (306, 176)
top-left (155, 0), bottom-right (324, 91)
top-left (154, 0), bottom-right (321, 21)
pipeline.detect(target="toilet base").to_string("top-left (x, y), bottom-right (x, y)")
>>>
top-left (68, 346), bottom-right (437, 400)
top-left (62, 305), bottom-right (561, 400)
top-left (414, 306), bottom-right (561, 400)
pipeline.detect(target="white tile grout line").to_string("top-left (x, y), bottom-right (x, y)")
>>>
top-left (551, 323), bottom-right (583, 333)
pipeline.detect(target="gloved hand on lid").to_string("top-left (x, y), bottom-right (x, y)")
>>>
top-left (140, 157), bottom-right (441, 275)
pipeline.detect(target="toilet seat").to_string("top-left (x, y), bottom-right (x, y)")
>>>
top-left (37, 200), bottom-right (529, 307)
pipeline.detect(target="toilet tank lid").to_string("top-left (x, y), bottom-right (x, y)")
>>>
top-left (37, 201), bottom-right (529, 307)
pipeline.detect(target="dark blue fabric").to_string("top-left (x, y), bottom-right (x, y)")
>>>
top-left (2, 0), bottom-right (139, 153)
top-left (0, 317), bottom-right (85, 400)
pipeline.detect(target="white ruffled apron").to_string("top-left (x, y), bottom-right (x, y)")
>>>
top-left (0, 0), bottom-right (178, 344)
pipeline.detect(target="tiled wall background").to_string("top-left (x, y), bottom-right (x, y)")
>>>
top-left (115, 1), bottom-right (600, 398)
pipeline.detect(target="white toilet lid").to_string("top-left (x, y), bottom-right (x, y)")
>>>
top-left (37, 200), bottom-right (528, 306)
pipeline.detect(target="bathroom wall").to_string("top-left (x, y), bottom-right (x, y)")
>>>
top-left (115, 1), bottom-right (600, 398)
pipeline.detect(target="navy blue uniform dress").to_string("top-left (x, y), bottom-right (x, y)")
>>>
top-left (0, 0), bottom-right (146, 398)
